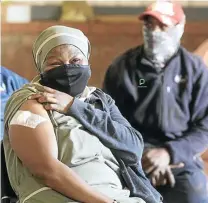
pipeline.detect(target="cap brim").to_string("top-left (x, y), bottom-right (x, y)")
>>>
top-left (139, 11), bottom-right (163, 22)
top-left (139, 11), bottom-right (174, 26)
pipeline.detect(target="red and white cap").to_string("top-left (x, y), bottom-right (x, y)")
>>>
top-left (139, 1), bottom-right (185, 26)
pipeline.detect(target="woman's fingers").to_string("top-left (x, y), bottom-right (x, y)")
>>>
top-left (41, 92), bottom-right (55, 98)
top-left (28, 87), bottom-right (73, 114)
top-left (44, 103), bottom-right (61, 112)
top-left (28, 94), bottom-right (42, 99)
top-left (38, 96), bottom-right (58, 104)
top-left (43, 86), bottom-right (56, 94)
top-left (29, 92), bottom-right (57, 103)
top-left (29, 92), bottom-right (55, 99)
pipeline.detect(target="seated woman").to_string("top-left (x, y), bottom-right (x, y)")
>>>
top-left (3, 26), bottom-right (161, 203)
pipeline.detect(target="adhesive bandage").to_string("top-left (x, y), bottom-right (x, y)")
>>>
top-left (10, 110), bottom-right (48, 129)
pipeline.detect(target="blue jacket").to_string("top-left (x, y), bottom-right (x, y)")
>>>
top-left (1, 66), bottom-right (28, 139)
top-left (103, 46), bottom-right (208, 167)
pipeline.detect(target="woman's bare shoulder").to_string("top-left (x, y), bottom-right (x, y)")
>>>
top-left (19, 99), bottom-right (49, 118)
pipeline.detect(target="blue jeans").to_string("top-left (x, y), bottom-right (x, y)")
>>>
top-left (157, 167), bottom-right (208, 203)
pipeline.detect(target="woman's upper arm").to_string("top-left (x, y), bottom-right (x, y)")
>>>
top-left (9, 99), bottom-right (58, 175)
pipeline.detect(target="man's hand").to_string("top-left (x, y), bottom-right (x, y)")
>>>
top-left (29, 86), bottom-right (74, 114)
top-left (149, 166), bottom-right (174, 188)
top-left (142, 148), bottom-right (171, 175)
top-left (149, 163), bottom-right (184, 188)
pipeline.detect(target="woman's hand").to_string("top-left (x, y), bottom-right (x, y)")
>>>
top-left (29, 86), bottom-right (74, 114)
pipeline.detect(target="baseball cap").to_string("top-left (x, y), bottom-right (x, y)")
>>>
top-left (139, 1), bottom-right (185, 26)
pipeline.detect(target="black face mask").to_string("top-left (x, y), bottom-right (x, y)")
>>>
top-left (40, 64), bottom-right (91, 97)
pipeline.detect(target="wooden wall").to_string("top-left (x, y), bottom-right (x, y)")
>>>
top-left (2, 21), bottom-right (208, 87)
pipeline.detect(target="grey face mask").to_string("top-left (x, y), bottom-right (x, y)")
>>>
top-left (143, 23), bottom-right (184, 68)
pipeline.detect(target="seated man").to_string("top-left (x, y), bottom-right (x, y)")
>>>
top-left (103, 2), bottom-right (208, 203)
top-left (0, 66), bottom-right (28, 139)
top-left (3, 26), bottom-right (161, 203)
